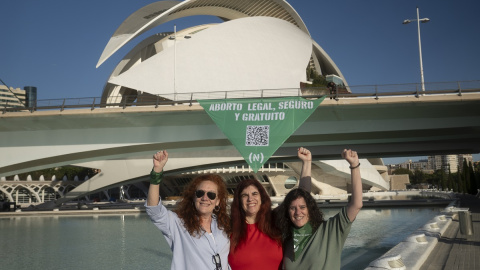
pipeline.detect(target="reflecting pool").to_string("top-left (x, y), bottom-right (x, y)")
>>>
top-left (0, 207), bottom-right (443, 270)
top-left (337, 207), bottom-right (442, 269)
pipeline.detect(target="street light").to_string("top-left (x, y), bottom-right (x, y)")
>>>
top-left (169, 25), bottom-right (191, 101)
top-left (403, 7), bottom-right (430, 93)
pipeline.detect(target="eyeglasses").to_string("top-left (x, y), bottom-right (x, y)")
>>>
top-left (212, 253), bottom-right (222, 270)
top-left (195, 190), bottom-right (217, 200)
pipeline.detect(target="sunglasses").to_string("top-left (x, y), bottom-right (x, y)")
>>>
top-left (195, 190), bottom-right (217, 200)
top-left (212, 253), bottom-right (222, 270)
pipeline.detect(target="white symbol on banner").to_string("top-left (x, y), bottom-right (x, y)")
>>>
top-left (248, 152), bottom-right (264, 164)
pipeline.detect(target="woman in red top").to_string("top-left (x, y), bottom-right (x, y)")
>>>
top-left (228, 147), bottom-right (312, 269)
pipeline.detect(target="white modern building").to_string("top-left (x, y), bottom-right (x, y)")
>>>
top-left (0, 85), bottom-right (26, 108)
top-left (91, 0), bottom-right (389, 198)
top-left (1, 160), bottom-right (389, 207)
top-left (428, 154), bottom-right (473, 173)
top-left (390, 154), bottom-right (474, 174)
top-left (0, 1), bottom-right (392, 206)
top-left (98, 0), bottom-right (349, 104)
top-left (0, 85), bottom-right (37, 110)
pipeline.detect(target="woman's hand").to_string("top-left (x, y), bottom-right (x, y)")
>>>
top-left (297, 147), bottom-right (312, 162)
top-left (341, 149), bottom-right (359, 167)
top-left (153, 150), bottom-right (169, 173)
top-left (298, 147), bottom-right (312, 191)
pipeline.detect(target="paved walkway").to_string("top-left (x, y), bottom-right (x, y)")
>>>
top-left (420, 194), bottom-right (480, 270)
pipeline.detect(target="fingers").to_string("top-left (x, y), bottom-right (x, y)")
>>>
top-left (298, 147), bottom-right (311, 157)
top-left (343, 149), bottom-right (356, 155)
top-left (298, 147), bottom-right (312, 162)
top-left (298, 147), bottom-right (310, 155)
top-left (342, 149), bottom-right (358, 160)
top-left (153, 150), bottom-right (168, 160)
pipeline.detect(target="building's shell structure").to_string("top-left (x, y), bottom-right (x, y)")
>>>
top-left (98, 0), bottom-right (348, 103)
top-left (0, 1), bottom-right (390, 206)
top-left (91, 0), bottom-right (389, 199)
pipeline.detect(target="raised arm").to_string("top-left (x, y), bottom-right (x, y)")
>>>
top-left (297, 147), bottom-right (312, 192)
top-left (342, 149), bottom-right (363, 222)
top-left (147, 150), bottom-right (169, 206)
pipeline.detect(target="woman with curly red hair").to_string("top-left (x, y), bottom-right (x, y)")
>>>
top-left (146, 150), bottom-right (231, 270)
top-left (228, 147), bottom-right (312, 269)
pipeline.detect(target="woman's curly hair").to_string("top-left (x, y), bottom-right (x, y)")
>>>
top-left (230, 179), bottom-right (281, 252)
top-left (174, 174), bottom-right (231, 237)
top-left (275, 188), bottom-right (324, 241)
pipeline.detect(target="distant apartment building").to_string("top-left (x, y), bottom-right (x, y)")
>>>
top-left (427, 155), bottom-right (474, 173)
top-left (387, 159), bottom-right (428, 174)
top-left (428, 155), bottom-right (458, 173)
top-left (388, 154), bottom-right (473, 174)
top-left (410, 159), bottom-right (429, 171)
top-left (0, 85), bottom-right (37, 108)
top-left (426, 154), bottom-right (474, 173)
top-left (413, 159), bottom-right (434, 174)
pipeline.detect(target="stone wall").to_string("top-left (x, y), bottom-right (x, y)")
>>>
top-left (390, 174), bottom-right (410, 190)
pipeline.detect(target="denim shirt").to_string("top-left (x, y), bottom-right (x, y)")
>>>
top-left (146, 201), bottom-right (230, 270)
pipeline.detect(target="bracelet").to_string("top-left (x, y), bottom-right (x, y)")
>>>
top-left (349, 163), bottom-right (360, 169)
top-left (150, 169), bottom-right (164, 185)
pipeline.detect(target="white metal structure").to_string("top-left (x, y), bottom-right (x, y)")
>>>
top-left (403, 7), bottom-right (430, 93)
top-left (108, 17), bottom-right (312, 98)
top-left (98, 0), bottom-right (348, 101)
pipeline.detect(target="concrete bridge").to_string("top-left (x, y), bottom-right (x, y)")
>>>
top-left (1, 89), bottom-right (480, 203)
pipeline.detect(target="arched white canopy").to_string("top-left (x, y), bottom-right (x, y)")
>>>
top-left (108, 17), bottom-right (312, 97)
top-left (97, 0), bottom-right (310, 68)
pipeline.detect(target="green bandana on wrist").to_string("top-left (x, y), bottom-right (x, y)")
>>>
top-left (292, 222), bottom-right (313, 260)
top-left (150, 169), bottom-right (164, 185)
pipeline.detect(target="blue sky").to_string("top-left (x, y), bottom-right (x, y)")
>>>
top-left (1, 0), bottom-right (479, 163)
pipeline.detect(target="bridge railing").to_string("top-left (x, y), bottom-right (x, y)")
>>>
top-left (2, 80), bottom-right (480, 114)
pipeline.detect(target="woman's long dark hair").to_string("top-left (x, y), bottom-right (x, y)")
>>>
top-left (230, 179), bottom-right (281, 252)
top-left (275, 188), bottom-right (324, 241)
top-left (174, 174), bottom-right (231, 237)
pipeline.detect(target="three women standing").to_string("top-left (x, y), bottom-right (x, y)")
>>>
top-left (146, 148), bottom-right (362, 270)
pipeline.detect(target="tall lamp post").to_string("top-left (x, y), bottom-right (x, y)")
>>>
top-left (403, 7), bottom-right (430, 93)
top-left (169, 25), bottom-right (191, 101)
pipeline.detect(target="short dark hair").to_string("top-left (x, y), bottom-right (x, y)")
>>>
top-left (275, 188), bottom-right (324, 241)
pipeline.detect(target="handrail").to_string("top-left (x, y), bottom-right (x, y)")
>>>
top-left (2, 80), bottom-right (480, 114)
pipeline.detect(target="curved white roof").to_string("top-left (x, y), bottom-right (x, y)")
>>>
top-left (97, 0), bottom-right (309, 67)
top-left (99, 0), bottom-right (349, 101)
top-left (108, 17), bottom-right (312, 97)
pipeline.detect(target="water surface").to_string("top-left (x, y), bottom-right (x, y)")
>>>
top-left (0, 207), bottom-right (442, 270)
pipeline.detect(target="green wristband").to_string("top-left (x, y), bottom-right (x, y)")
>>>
top-left (150, 169), bottom-right (164, 185)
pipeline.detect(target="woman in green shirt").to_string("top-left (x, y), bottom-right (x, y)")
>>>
top-left (276, 149), bottom-right (363, 270)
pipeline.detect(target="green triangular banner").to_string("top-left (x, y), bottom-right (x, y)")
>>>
top-left (198, 96), bottom-right (325, 172)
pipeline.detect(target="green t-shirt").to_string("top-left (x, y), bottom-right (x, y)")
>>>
top-left (283, 207), bottom-right (352, 270)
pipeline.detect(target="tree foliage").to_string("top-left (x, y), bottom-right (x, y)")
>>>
top-left (447, 171), bottom-right (454, 191)
top-left (411, 169), bottom-right (425, 185)
top-left (306, 67), bottom-right (327, 87)
top-left (463, 160), bottom-right (471, 193)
